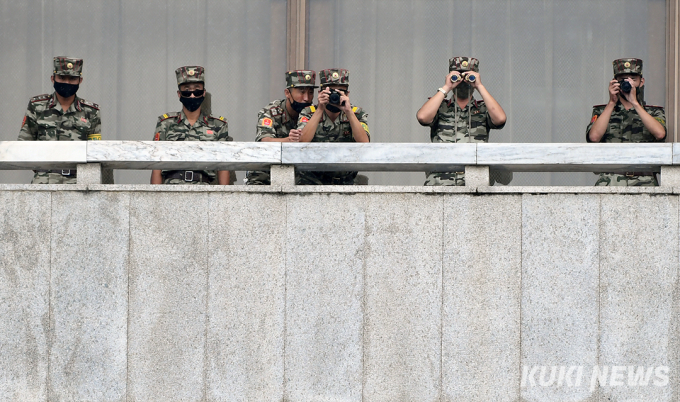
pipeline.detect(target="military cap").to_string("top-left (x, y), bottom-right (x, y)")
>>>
top-left (286, 70), bottom-right (318, 88)
top-left (613, 58), bottom-right (643, 76)
top-left (449, 57), bottom-right (479, 73)
top-left (175, 66), bottom-right (206, 86)
top-left (53, 56), bottom-right (83, 77)
top-left (319, 68), bottom-right (349, 87)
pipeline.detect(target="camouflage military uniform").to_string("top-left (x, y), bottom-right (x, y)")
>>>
top-left (153, 110), bottom-right (231, 185)
top-left (154, 65), bottom-right (232, 185)
top-left (586, 58), bottom-right (667, 186)
top-left (18, 57), bottom-right (101, 184)
top-left (296, 68), bottom-right (370, 185)
top-left (424, 57), bottom-right (505, 186)
top-left (246, 70), bottom-right (317, 185)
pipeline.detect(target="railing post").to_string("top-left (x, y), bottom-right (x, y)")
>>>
top-left (660, 166), bottom-right (680, 187)
top-left (270, 165), bottom-right (296, 186)
top-left (76, 163), bottom-right (102, 184)
top-left (465, 165), bottom-right (490, 187)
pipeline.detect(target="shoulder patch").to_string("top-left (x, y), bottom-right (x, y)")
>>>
top-left (361, 122), bottom-right (370, 134)
top-left (159, 112), bottom-right (180, 122)
top-left (79, 99), bottom-right (100, 110)
top-left (310, 105), bottom-right (316, 113)
top-left (30, 94), bottom-right (51, 103)
top-left (352, 106), bottom-right (358, 113)
top-left (654, 117), bottom-right (666, 125)
top-left (591, 115), bottom-right (598, 123)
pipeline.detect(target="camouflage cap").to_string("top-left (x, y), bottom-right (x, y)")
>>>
top-left (613, 58), bottom-right (643, 76)
top-left (449, 57), bottom-right (479, 73)
top-left (53, 56), bottom-right (83, 77)
top-left (286, 70), bottom-right (318, 88)
top-left (175, 66), bottom-right (206, 86)
top-left (319, 68), bottom-right (349, 87)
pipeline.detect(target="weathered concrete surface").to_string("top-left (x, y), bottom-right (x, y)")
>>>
top-left (363, 194), bottom-right (443, 401)
top-left (0, 192), bottom-right (50, 401)
top-left (128, 192), bottom-right (209, 402)
top-left (0, 187), bottom-right (678, 401)
top-left (442, 195), bottom-right (521, 402)
top-left (206, 193), bottom-right (285, 401)
top-left (285, 194), bottom-right (366, 401)
top-left (521, 194), bottom-right (600, 402)
top-left (599, 194), bottom-right (678, 401)
top-left (49, 192), bottom-right (129, 402)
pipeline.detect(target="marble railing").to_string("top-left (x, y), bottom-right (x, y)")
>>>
top-left (2, 141), bottom-right (680, 185)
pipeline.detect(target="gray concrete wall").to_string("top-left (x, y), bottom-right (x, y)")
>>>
top-left (1, 186), bottom-right (679, 402)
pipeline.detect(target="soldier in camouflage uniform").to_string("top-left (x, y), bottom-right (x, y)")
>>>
top-left (150, 66), bottom-right (232, 185)
top-left (587, 58), bottom-right (666, 186)
top-left (245, 70), bottom-right (317, 185)
top-left (417, 57), bottom-right (506, 186)
top-left (18, 56), bottom-right (101, 184)
top-left (297, 68), bottom-right (370, 185)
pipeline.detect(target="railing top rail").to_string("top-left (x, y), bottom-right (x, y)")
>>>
top-left (0, 141), bottom-right (676, 172)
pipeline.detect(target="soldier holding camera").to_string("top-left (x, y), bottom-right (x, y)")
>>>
top-left (586, 58), bottom-right (666, 186)
top-left (417, 57), bottom-right (506, 186)
top-left (245, 70), bottom-right (318, 185)
top-left (297, 68), bottom-right (370, 185)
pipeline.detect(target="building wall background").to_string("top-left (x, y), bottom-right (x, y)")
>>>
top-left (0, 0), bottom-right (667, 185)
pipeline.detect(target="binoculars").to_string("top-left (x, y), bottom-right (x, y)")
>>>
top-left (618, 79), bottom-right (632, 93)
top-left (451, 73), bottom-right (476, 83)
top-left (328, 88), bottom-right (345, 105)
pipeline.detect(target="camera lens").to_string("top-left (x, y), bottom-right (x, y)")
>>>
top-left (619, 80), bottom-right (632, 93)
top-left (329, 91), bottom-right (341, 105)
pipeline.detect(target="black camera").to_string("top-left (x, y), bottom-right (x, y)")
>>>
top-left (618, 79), bottom-right (632, 93)
top-left (328, 88), bottom-right (344, 105)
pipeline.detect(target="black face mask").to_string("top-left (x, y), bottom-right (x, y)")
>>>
top-left (455, 82), bottom-right (473, 99)
top-left (54, 82), bottom-right (79, 98)
top-left (326, 104), bottom-right (341, 113)
top-left (180, 96), bottom-right (204, 112)
top-left (289, 99), bottom-right (312, 113)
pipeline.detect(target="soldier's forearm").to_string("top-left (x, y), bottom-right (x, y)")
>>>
top-left (477, 86), bottom-right (506, 126)
top-left (348, 113), bottom-right (369, 143)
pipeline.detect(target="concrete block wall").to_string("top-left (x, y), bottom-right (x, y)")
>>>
top-left (1, 186), bottom-right (679, 401)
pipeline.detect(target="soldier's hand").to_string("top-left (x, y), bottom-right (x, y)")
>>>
top-left (608, 79), bottom-right (620, 104)
top-left (621, 77), bottom-right (638, 105)
top-left (444, 71), bottom-right (460, 92)
top-left (317, 88), bottom-right (330, 110)
top-left (288, 129), bottom-right (301, 142)
top-left (464, 72), bottom-right (481, 88)
top-left (339, 90), bottom-right (352, 114)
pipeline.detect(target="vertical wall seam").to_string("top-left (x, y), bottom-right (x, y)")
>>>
top-left (597, 194), bottom-right (602, 401)
top-left (126, 192), bottom-right (131, 402)
top-left (361, 194), bottom-right (368, 402)
top-left (282, 193), bottom-right (288, 401)
top-left (439, 195), bottom-right (445, 402)
top-left (47, 191), bottom-right (52, 401)
top-left (203, 193), bottom-right (211, 402)
top-left (518, 194), bottom-right (523, 399)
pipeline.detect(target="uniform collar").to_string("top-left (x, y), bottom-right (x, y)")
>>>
top-left (449, 95), bottom-right (477, 110)
top-left (49, 92), bottom-right (81, 113)
top-left (179, 110), bottom-right (209, 126)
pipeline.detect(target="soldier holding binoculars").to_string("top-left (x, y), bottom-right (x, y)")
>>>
top-left (417, 56), bottom-right (506, 186)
